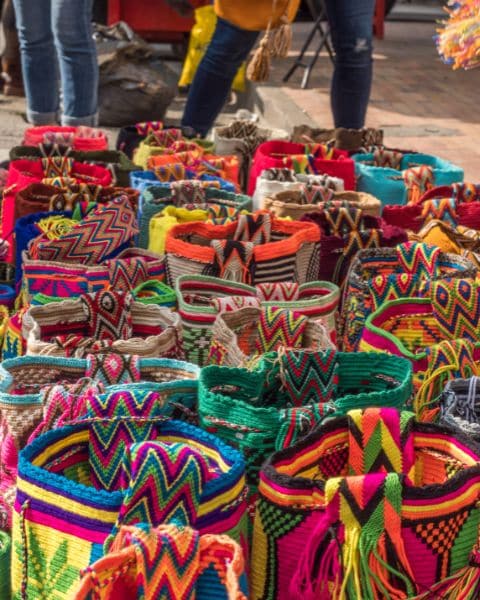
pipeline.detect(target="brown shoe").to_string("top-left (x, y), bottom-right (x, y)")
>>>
top-left (1, 58), bottom-right (24, 97)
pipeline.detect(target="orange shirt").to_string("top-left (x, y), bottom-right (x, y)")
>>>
top-left (214, 0), bottom-right (300, 31)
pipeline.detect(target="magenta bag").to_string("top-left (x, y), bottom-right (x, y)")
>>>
top-left (248, 141), bottom-right (355, 195)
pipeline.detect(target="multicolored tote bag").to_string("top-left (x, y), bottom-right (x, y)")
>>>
top-left (27, 197), bottom-right (138, 265)
top-left (199, 350), bottom-right (412, 489)
top-left (22, 248), bottom-right (165, 301)
top-left (12, 419), bottom-right (247, 599)
top-left (23, 290), bottom-right (182, 359)
top-left (440, 377), bottom-right (480, 439)
top-left (252, 407), bottom-right (480, 600)
top-left (23, 125), bottom-right (108, 152)
top-left (207, 306), bottom-right (333, 367)
top-left (74, 523), bottom-right (248, 600)
top-left (353, 150), bottom-right (464, 206)
top-left (248, 140), bottom-right (355, 195)
top-left (165, 212), bottom-right (320, 286)
top-left (116, 121), bottom-right (165, 158)
top-left (177, 275), bottom-right (340, 365)
top-left (383, 182), bottom-right (480, 233)
top-left (301, 207), bottom-right (407, 287)
top-left (359, 278), bottom-right (480, 418)
top-left (341, 242), bottom-right (477, 352)
top-left (263, 188), bottom-right (381, 220)
top-left (138, 183), bottom-right (251, 248)
top-left (252, 168), bottom-right (344, 211)
top-left (408, 219), bottom-right (480, 264)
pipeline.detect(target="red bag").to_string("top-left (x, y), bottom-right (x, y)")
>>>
top-left (23, 125), bottom-right (108, 151)
top-left (248, 141), bottom-right (355, 195)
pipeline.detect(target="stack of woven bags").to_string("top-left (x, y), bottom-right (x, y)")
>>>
top-left (0, 120), bottom-right (479, 599)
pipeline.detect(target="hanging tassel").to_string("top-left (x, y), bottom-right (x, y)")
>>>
top-left (247, 34), bottom-right (272, 83)
top-left (271, 16), bottom-right (292, 58)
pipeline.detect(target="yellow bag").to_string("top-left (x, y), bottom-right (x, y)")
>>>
top-left (215, 0), bottom-right (300, 31)
top-left (179, 5), bottom-right (246, 92)
top-left (149, 205), bottom-right (209, 254)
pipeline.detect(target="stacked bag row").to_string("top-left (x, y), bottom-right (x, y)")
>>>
top-left (0, 119), bottom-right (479, 599)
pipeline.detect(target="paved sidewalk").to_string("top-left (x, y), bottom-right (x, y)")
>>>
top-left (261, 20), bottom-right (480, 181)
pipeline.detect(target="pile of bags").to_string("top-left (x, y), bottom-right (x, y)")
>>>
top-left (0, 120), bottom-right (479, 599)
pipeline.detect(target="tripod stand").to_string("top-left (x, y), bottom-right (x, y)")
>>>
top-left (283, 0), bottom-right (335, 90)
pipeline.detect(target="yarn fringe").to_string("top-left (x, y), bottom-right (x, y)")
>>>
top-left (247, 36), bottom-right (271, 83)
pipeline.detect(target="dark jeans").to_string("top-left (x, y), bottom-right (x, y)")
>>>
top-left (182, 0), bottom-right (375, 135)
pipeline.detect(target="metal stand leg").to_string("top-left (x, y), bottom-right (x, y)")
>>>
top-left (283, 0), bottom-right (334, 90)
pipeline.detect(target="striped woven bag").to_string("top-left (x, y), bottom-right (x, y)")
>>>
top-left (12, 419), bottom-right (247, 599)
top-left (252, 407), bottom-right (480, 600)
top-left (341, 242), bottom-right (477, 352)
top-left (359, 278), bottom-right (480, 420)
top-left (199, 350), bottom-right (412, 490)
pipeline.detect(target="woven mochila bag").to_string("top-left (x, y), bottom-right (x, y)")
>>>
top-left (138, 182), bottom-right (251, 248)
top-left (199, 350), bottom-right (412, 490)
top-left (22, 290), bottom-right (182, 359)
top-left (27, 196), bottom-right (138, 265)
top-left (133, 132), bottom-right (211, 169)
top-left (252, 168), bottom-right (344, 211)
top-left (353, 150), bottom-right (464, 206)
top-left (301, 207), bottom-right (407, 288)
top-left (383, 182), bottom-right (480, 233)
top-left (73, 523), bottom-right (248, 600)
top-left (12, 418), bottom-right (247, 599)
top-left (251, 407), bottom-right (480, 600)
top-left (177, 275), bottom-right (340, 365)
top-left (207, 306), bottom-right (333, 367)
top-left (165, 212), bottom-right (320, 286)
top-left (22, 247), bottom-right (165, 301)
top-left (263, 188), bottom-right (382, 220)
top-left (0, 530), bottom-right (10, 598)
top-left (22, 125), bottom-right (108, 152)
top-left (248, 140), bottom-right (355, 195)
top-left (341, 242), bottom-right (477, 352)
top-left (116, 122), bottom-right (174, 159)
top-left (129, 167), bottom-right (234, 193)
top-left (359, 278), bottom-right (480, 419)
top-left (440, 376), bottom-right (480, 440)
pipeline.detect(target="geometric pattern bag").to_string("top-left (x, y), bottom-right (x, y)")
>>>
top-left (341, 242), bottom-right (477, 352)
top-left (12, 419), bottom-right (247, 599)
top-left (252, 407), bottom-right (480, 600)
top-left (73, 523), bottom-right (248, 600)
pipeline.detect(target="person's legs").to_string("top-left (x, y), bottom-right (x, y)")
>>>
top-left (324, 0), bottom-right (375, 129)
top-left (182, 18), bottom-right (259, 137)
top-left (51, 0), bottom-right (98, 126)
top-left (13, 0), bottom-right (58, 124)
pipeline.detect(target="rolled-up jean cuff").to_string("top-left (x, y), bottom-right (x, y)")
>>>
top-left (62, 113), bottom-right (99, 127)
top-left (27, 109), bottom-right (58, 126)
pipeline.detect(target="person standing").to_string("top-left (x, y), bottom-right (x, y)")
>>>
top-left (182, 0), bottom-right (376, 136)
top-left (12, 0), bottom-right (98, 125)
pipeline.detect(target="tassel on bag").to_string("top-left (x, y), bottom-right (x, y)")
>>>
top-left (247, 0), bottom-right (293, 82)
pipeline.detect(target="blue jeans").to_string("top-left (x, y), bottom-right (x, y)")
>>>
top-left (13, 0), bottom-right (98, 125)
top-left (182, 0), bottom-right (375, 135)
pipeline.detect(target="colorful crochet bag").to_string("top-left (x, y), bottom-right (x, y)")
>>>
top-left (74, 523), bottom-right (248, 600)
top-left (440, 377), bottom-right (480, 439)
top-left (199, 351), bottom-right (412, 488)
top-left (207, 306), bottom-right (333, 367)
top-left (382, 182), bottom-right (480, 233)
top-left (252, 168), bottom-right (344, 211)
top-left (23, 125), bottom-right (108, 151)
top-left (138, 182), bottom-right (251, 248)
top-left (165, 212), bottom-right (320, 286)
top-left (248, 140), bottom-right (355, 195)
top-left (0, 530), bottom-right (10, 599)
top-left (251, 407), bottom-right (480, 600)
top-left (263, 188), bottom-right (382, 219)
top-left (341, 242), bottom-right (477, 352)
top-left (22, 248), bottom-right (165, 301)
top-left (301, 207), bottom-right (407, 288)
top-left (12, 419), bottom-right (247, 599)
top-left (177, 275), bottom-right (340, 365)
top-left (132, 279), bottom-right (176, 308)
top-left (353, 150), bottom-right (464, 206)
top-left (359, 279), bottom-right (480, 418)
top-left (116, 121), bottom-right (165, 158)
top-left (129, 168), bottom-right (235, 193)
top-left (23, 290), bottom-right (182, 359)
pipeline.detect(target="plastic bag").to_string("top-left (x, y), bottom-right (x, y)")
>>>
top-left (179, 5), bottom-right (246, 92)
top-left (98, 43), bottom-right (177, 127)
